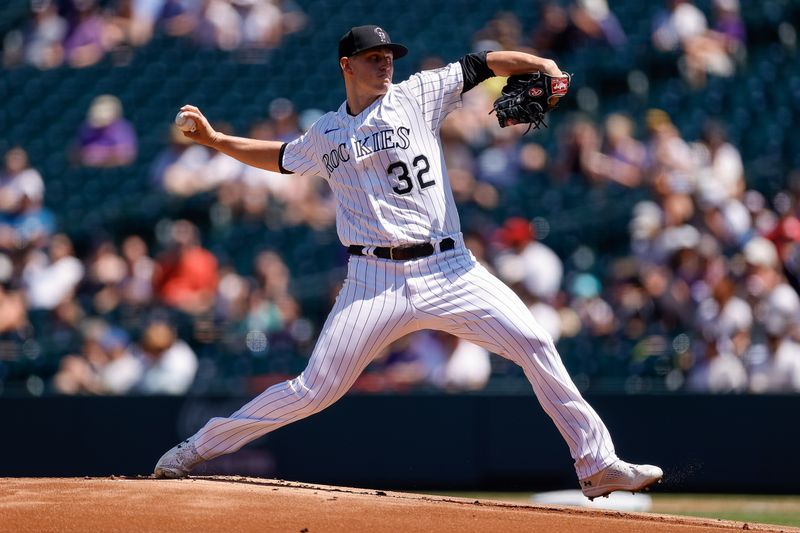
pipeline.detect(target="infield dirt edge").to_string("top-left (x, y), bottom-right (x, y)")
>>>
top-left (1, 476), bottom-right (797, 533)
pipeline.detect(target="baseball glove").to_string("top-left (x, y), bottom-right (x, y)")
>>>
top-left (490, 72), bottom-right (571, 132)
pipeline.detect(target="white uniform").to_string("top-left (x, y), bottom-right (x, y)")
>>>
top-left (191, 61), bottom-right (619, 480)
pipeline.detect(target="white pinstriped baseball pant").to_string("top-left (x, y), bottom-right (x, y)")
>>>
top-left (193, 235), bottom-right (619, 479)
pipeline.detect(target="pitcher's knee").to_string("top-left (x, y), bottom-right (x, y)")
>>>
top-left (287, 376), bottom-right (342, 417)
top-left (505, 330), bottom-right (560, 366)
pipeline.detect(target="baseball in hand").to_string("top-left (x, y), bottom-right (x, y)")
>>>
top-left (174, 111), bottom-right (197, 132)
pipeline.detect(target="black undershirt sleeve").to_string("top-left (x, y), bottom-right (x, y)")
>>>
top-left (278, 142), bottom-right (291, 174)
top-left (459, 51), bottom-right (496, 94)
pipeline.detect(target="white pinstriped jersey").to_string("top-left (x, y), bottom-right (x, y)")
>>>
top-left (281, 61), bottom-right (465, 247)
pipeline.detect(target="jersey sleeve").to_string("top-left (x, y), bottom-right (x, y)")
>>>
top-left (460, 51), bottom-right (495, 93)
top-left (399, 61), bottom-right (464, 134)
top-left (279, 127), bottom-right (324, 177)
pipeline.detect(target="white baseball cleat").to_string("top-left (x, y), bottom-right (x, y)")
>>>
top-left (579, 460), bottom-right (663, 500)
top-left (153, 437), bottom-right (204, 479)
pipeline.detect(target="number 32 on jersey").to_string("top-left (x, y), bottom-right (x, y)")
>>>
top-left (387, 155), bottom-right (435, 195)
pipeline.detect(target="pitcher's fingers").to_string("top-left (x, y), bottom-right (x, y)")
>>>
top-left (179, 110), bottom-right (202, 121)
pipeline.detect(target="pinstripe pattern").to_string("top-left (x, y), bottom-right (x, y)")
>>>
top-left (280, 63), bottom-right (464, 247)
top-left (408, 247), bottom-right (617, 479)
top-left (188, 59), bottom-right (620, 480)
top-left (195, 256), bottom-right (416, 460)
top-left (193, 238), bottom-right (618, 479)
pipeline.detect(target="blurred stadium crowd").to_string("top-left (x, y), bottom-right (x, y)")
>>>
top-left (0, 0), bottom-right (799, 396)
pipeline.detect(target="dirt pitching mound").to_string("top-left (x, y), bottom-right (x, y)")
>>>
top-left (1, 477), bottom-right (797, 533)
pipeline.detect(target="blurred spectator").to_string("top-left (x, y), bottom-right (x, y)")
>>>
top-left (53, 321), bottom-right (139, 394)
top-left (2, 0), bottom-right (68, 69)
top-left (695, 277), bottom-right (752, 346)
top-left (252, 250), bottom-right (290, 298)
top-left (203, 132), bottom-right (246, 185)
top-left (710, 0), bottom-right (746, 63)
top-left (269, 98), bottom-right (301, 142)
top-left (700, 198), bottom-right (751, 248)
top-left (283, 181), bottom-right (335, 229)
top-left (584, 114), bottom-right (647, 189)
top-left (83, 239), bottom-right (128, 314)
top-left (553, 118), bottom-right (603, 184)
top-left (742, 237), bottom-right (783, 300)
top-left (373, 331), bottom-right (491, 392)
top-left (214, 266), bottom-right (249, 322)
top-left (131, 320), bottom-right (198, 394)
top-left (0, 282), bottom-right (28, 334)
top-left (98, 326), bottom-right (141, 393)
top-left (686, 337), bottom-right (748, 393)
top-left (150, 124), bottom-right (212, 195)
top-left (755, 336), bottom-right (800, 393)
top-left (528, 0), bottom-right (625, 54)
top-left (759, 283), bottom-right (800, 342)
top-left (473, 11), bottom-right (527, 52)
top-left (529, 2), bottom-right (573, 55)
top-left (63, 0), bottom-right (116, 68)
top-left (637, 260), bottom-right (693, 332)
top-left (766, 191), bottom-right (800, 289)
top-left (107, 0), bottom-right (198, 47)
top-left (0, 147), bottom-right (55, 250)
top-left (529, 300), bottom-right (563, 342)
top-left (652, 0), bottom-right (706, 52)
top-left (569, 272), bottom-right (616, 336)
top-left (244, 288), bottom-right (284, 334)
top-left (194, 0), bottom-right (303, 52)
top-left (644, 109), bottom-right (696, 198)
top-left (748, 284), bottom-right (800, 392)
top-left (476, 126), bottom-right (547, 190)
top-left (22, 233), bottom-right (84, 310)
top-left (691, 121), bottom-right (745, 205)
top-left (107, 0), bottom-right (151, 47)
top-left (444, 336), bottom-right (492, 391)
top-left (568, 0), bottom-right (626, 50)
top-left (153, 219), bottom-right (218, 314)
top-left (493, 217), bottom-right (563, 303)
top-left (158, 0), bottom-right (201, 38)
top-left (651, 0), bottom-right (735, 87)
top-left (119, 235), bottom-right (156, 307)
top-left (75, 95), bottom-right (138, 167)
top-left (152, 121), bottom-right (244, 198)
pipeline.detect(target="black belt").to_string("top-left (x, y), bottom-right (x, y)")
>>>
top-left (348, 237), bottom-right (455, 261)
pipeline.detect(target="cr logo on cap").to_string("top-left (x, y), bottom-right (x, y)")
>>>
top-left (374, 27), bottom-right (388, 43)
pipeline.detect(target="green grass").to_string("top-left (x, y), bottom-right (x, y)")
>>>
top-left (422, 492), bottom-right (800, 528)
top-left (651, 494), bottom-right (800, 528)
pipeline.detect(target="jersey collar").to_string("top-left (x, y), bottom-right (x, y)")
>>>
top-left (338, 88), bottom-right (391, 120)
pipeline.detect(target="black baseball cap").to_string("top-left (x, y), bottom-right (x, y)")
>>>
top-left (338, 25), bottom-right (408, 59)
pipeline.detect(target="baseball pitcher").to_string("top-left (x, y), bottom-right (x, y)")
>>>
top-left (154, 25), bottom-right (663, 500)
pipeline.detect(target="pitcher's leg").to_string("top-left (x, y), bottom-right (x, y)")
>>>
top-left (193, 259), bottom-right (415, 461)
top-left (413, 254), bottom-right (617, 479)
